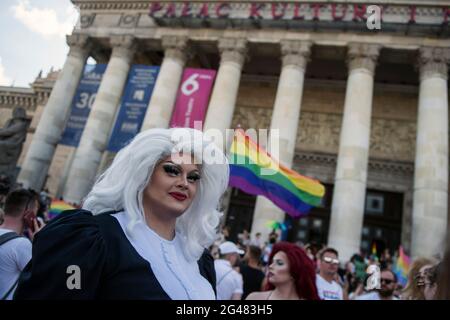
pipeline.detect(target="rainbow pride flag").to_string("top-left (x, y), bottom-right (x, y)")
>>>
top-left (394, 246), bottom-right (411, 286)
top-left (48, 200), bottom-right (75, 219)
top-left (228, 129), bottom-right (325, 218)
top-left (266, 220), bottom-right (287, 231)
top-left (371, 243), bottom-right (378, 256)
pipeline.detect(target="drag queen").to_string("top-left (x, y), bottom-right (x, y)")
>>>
top-left (15, 128), bottom-right (229, 299)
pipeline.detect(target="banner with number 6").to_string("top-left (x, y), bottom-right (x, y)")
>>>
top-left (169, 68), bottom-right (216, 129)
top-left (60, 64), bottom-right (107, 146)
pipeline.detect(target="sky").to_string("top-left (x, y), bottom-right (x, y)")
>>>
top-left (0, 0), bottom-right (80, 87)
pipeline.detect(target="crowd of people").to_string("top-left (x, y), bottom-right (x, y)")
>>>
top-left (1, 128), bottom-right (449, 300)
top-left (209, 226), bottom-right (450, 300)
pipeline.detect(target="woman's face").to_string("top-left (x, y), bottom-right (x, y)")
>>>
top-left (267, 251), bottom-right (293, 286)
top-left (416, 264), bottom-right (433, 289)
top-left (143, 153), bottom-right (200, 219)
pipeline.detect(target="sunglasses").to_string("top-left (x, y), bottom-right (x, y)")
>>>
top-left (380, 278), bottom-right (395, 285)
top-left (323, 257), bottom-right (339, 265)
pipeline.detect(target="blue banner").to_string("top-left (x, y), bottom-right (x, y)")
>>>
top-left (107, 65), bottom-right (160, 152)
top-left (60, 64), bottom-right (107, 146)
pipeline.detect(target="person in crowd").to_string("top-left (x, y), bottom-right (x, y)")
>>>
top-left (342, 260), bottom-right (364, 300)
top-left (240, 245), bottom-right (265, 299)
top-left (262, 232), bottom-right (278, 266)
top-left (315, 247), bottom-right (343, 300)
top-left (237, 229), bottom-right (251, 247)
top-left (435, 236), bottom-right (450, 300)
top-left (0, 174), bottom-right (12, 208)
top-left (250, 232), bottom-right (263, 249)
top-left (246, 242), bottom-right (320, 300)
top-left (421, 263), bottom-right (439, 300)
top-left (215, 241), bottom-right (244, 300)
top-left (355, 268), bottom-right (399, 300)
top-left (402, 257), bottom-right (437, 300)
top-left (380, 248), bottom-right (393, 269)
top-left (209, 244), bottom-right (220, 260)
top-left (0, 189), bottom-right (44, 300)
top-left (14, 128), bottom-right (229, 300)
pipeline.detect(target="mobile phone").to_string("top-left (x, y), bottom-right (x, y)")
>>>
top-left (23, 210), bottom-right (37, 232)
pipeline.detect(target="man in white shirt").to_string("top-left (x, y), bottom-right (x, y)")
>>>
top-left (214, 241), bottom-right (244, 300)
top-left (356, 269), bottom-right (399, 300)
top-left (0, 189), bottom-right (42, 300)
top-left (316, 247), bottom-right (344, 300)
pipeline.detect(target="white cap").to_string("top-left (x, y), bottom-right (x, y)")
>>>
top-left (219, 241), bottom-right (245, 255)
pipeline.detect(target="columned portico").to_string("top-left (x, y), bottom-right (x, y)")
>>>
top-left (328, 43), bottom-right (381, 262)
top-left (411, 47), bottom-right (450, 258)
top-left (18, 34), bottom-right (91, 190)
top-left (250, 40), bottom-right (312, 240)
top-left (140, 36), bottom-right (190, 131)
top-left (63, 35), bottom-right (136, 203)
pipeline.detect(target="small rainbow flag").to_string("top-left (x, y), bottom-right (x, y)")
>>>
top-left (48, 200), bottom-right (75, 219)
top-left (265, 220), bottom-right (287, 231)
top-left (394, 246), bottom-right (411, 286)
top-left (371, 243), bottom-right (377, 256)
top-left (228, 129), bottom-right (325, 218)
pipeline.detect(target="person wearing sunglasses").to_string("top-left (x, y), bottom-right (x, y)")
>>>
top-left (316, 247), bottom-right (344, 300)
top-left (356, 268), bottom-right (399, 300)
top-left (14, 128), bottom-right (229, 300)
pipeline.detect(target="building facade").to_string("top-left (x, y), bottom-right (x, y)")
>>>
top-left (8, 0), bottom-right (450, 261)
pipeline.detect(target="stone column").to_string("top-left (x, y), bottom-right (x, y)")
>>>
top-left (328, 43), bottom-right (380, 262)
top-left (411, 47), bottom-right (450, 258)
top-left (63, 35), bottom-right (136, 204)
top-left (250, 41), bottom-right (312, 241)
top-left (203, 38), bottom-right (247, 145)
top-left (401, 189), bottom-right (413, 253)
top-left (18, 34), bottom-right (92, 190)
top-left (140, 36), bottom-right (190, 130)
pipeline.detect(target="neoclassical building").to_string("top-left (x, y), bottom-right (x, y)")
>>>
top-left (11, 0), bottom-right (450, 261)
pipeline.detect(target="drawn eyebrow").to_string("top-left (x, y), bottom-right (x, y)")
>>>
top-left (165, 161), bottom-right (200, 175)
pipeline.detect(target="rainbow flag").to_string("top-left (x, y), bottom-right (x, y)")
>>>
top-left (48, 200), bottom-right (75, 219)
top-left (371, 243), bottom-right (377, 256)
top-left (394, 246), bottom-right (411, 286)
top-left (228, 129), bottom-right (325, 218)
top-left (265, 220), bottom-right (287, 231)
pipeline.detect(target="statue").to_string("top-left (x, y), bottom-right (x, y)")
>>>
top-left (0, 107), bottom-right (31, 183)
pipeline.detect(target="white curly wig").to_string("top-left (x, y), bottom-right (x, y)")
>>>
top-left (82, 127), bottom-right (229, 261)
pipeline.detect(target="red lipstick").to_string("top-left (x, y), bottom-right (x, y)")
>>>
top-left (169, 192), bottom-right (187, 201)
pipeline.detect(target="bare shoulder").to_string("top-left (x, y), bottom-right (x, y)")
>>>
top-left (246, 291), bottom-right (272, 300)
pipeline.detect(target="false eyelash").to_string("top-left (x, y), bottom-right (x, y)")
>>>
top-left (163, 164), bottom-right (181, 175)
top-left (187, 174), bottom-right (201, 182)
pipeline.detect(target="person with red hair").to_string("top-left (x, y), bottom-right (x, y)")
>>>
top-left (246, 242), bottom-right (320, 300)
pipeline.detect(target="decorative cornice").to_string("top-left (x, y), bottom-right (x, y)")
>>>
top-left (293, 151), bottom-right (414, 176)
top-left (72, 1), bottom-right (450, 12)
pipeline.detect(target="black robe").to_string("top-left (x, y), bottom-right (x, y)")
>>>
top-left (14, 209), bottom-right (216, 300)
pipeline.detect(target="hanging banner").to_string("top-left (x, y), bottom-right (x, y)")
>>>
top-left (169, 68), bottom-right (216, 129)
top-left (107, 65), bottom-right (160, 152)
top-left (60, 64), bottom-right (106, 146)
